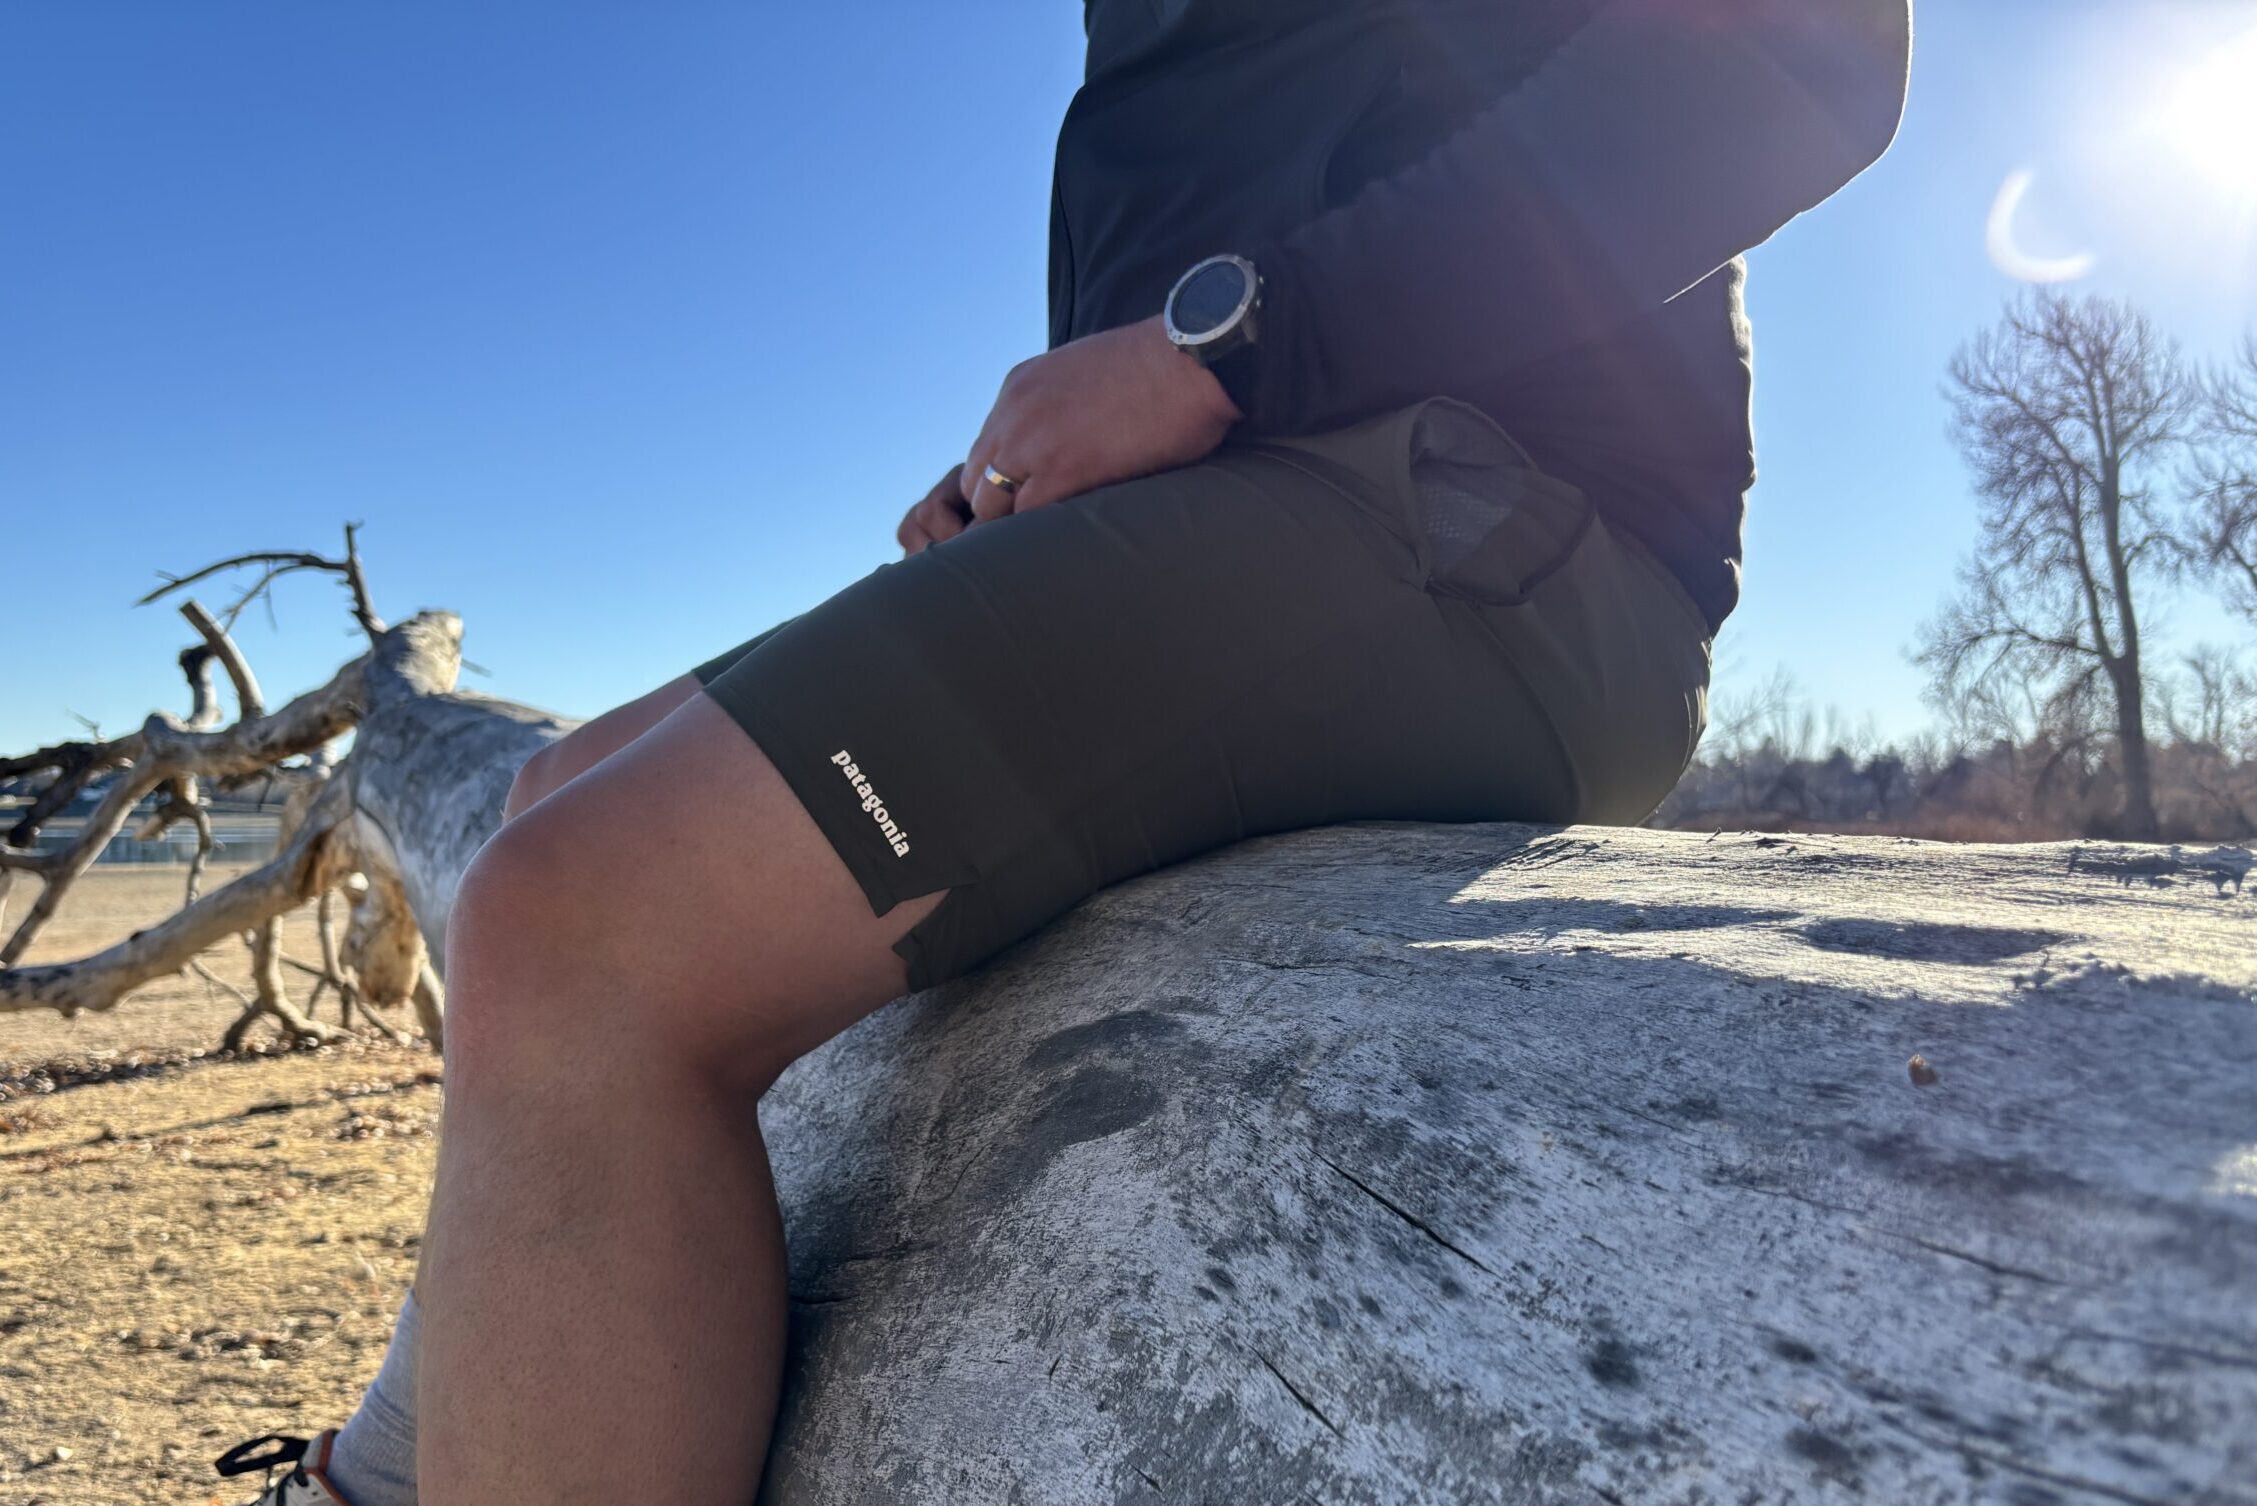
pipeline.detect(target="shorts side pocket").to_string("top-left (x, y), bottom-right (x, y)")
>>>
top-left (1392, 397), bottom-right (1599, 608)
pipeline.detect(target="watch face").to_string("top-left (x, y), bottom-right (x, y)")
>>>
top-left (1173, 259), bottom-right (1249, 338)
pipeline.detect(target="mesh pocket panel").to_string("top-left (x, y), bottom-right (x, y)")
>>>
top-left (1415, 461), bottom-right (1519, 578)
top-left (1406, 400), bottom-right (1594, 606)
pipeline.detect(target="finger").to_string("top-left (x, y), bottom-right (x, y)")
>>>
top-left (958, 430), bottom-right (994, 509)
top-left (898, 517), bottom-right (932, 556)
top-left (1008, 471), bottom-right (1073, 514)
top-left (967, 460), bottom-right (1028, 524)
top-left (916, 492), bottom-right (969, 544)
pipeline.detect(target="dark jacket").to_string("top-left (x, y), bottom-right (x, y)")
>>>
top-left (1048, 0), bottom-right (1913, 634)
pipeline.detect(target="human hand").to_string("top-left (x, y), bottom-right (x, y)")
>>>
top-left (897, 465), bottom-right (972, 557)
top-left (958, 315), bottom-right (1243, 523)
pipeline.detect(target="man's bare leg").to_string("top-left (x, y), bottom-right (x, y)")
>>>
top-left (316, 670), bottom-right (758, 1506)
top-left (415, 690), bottom-right (947, 1505)
top-left (501, 671), bottom-right (706, 821)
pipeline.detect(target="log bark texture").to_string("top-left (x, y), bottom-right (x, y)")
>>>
top-left (342, 611), bottom-right (567, 963)
top-left (751, 824), bottom-right (2255, 1505)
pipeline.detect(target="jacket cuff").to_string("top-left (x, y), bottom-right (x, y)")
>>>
top-left (1209, 243), bottom-right (1308, 435)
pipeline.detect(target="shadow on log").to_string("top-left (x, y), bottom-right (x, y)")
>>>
top-left (757, 823), bottom-right (2255, 1503)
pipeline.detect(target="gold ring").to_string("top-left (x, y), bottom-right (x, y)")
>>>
top-left (982, 463), bottom-right (1024, 495)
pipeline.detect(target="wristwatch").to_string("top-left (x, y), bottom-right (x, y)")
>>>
top-left (1162, 252), bottom-right (1262, 366)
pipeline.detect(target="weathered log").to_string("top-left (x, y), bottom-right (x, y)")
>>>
top-left (3, 531), bottom-right (571, 1045)
top-left (754, 824), bottom-right (2256, 1504)
top-left (0, 609), bottom-right (571, 1028)
top-left (8, 579), bottom-right (2251, 1498)
top-left (0, 622), bottom-right (372, 967)
top-left (0, 777), bottom-right (352, 1018)
top-left (341, 610), bottom-right (569, 961)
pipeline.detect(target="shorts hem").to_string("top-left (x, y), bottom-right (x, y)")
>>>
top-left (888, 899), bottom-right (968, 996)
top-left (691, 673), bottom-right (975, 938)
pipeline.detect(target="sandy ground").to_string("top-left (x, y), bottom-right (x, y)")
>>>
top-left (2, 865), bottom-right (439, 1506)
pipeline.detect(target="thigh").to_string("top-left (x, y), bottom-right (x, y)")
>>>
top-left (889, 459), bottom-right (1589, 991)
top-left (520, 616), bottom-right (804, 807)
top-left (686, 399), bottom-right (1594, 998)
top-left (474, 688), bottom-right (949, 1076)
top-left (534, 672), bottom-right (704, 787)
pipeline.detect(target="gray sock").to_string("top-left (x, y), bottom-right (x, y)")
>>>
top-left (326, 1287), bottom-right (422, 1506)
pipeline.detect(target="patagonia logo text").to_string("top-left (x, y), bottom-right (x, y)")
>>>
top-left (830, 750), bottom-right (911, 857)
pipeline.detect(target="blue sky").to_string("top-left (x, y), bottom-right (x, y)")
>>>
top-left (4, 1), bottom-right (2254, 758)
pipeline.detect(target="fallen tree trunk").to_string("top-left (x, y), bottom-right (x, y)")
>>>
top-left (2, 609), bottom-right (571, 1046)
top-left (342, 611), bottom-right (569, 967)
top-left (3, 525), bottom-right (582, 1044)
top-left (21, 623), bottom-right (2248, 1497)
top-left (754, 824), bottom-right (2256, 1504)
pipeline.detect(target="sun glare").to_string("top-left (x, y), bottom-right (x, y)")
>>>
top-left (2156, 27), bottom-right (2257, 202)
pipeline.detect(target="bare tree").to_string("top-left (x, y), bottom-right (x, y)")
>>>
top-left (1, 528), bottom-right (571, 1049)
top-left (2192, 332), bottom-right (2257, 628)
top-left (1915, 291), bottom-right (2200, 841)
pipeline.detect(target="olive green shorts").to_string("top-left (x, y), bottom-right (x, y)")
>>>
top-left (691, 397), bottom-right (1712, 994)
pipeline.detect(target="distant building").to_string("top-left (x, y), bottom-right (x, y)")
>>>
top-left (1, 771), bottom-right (285, 866)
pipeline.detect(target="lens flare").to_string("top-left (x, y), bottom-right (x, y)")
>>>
top-left (2156, 26), bottom-right (2257, 203)
top-left (1985, 168), bottom-right (2096, 284)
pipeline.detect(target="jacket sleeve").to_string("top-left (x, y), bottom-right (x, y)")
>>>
top-left (1214, 0), bottom-right (1912, 434)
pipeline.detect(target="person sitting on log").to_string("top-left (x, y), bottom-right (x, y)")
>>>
top-left (213, 1), bottom-right (1911, 1501)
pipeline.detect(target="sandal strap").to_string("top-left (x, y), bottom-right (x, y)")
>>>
top-left (214, 1433), bottom-right (309, 1478)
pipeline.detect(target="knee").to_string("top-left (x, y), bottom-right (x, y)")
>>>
top-left (440, 808), bottom-right (620, 1075)
top-left (440, 801), bottom-right (807, 1094)
top-left (502, 744), bottom-right (556, 821)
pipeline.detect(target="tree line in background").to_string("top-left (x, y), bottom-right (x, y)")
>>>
top-left (1654, 290), bottom-right (2257, 843)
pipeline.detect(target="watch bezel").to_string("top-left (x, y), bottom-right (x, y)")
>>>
top-left (1164, 253), bottom-right (1261, 357)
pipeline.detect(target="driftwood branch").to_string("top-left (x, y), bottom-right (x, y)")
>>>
top-left (4, 534), bottom-right (553, 1049)
top-left (410, 959), bottom-right (447, 1055)
top-left (0, 537), bottom-right (491, 1038)
top-left (0, 653), bottom-right (370, 965)
top-left (2, 558), bottom-right (564, 1050)
top-left (137, 522), bottom-right (385, 641)
top-left (0, 540), bottom-right (406, 974)
top-left (220, 909), bottom-right (341, 1050)
top-left (1, 735), bottom-right (135, 846)
top-left (0, 776), bottom-right (354, 1019)
top-left (180, 597), bottom-right (266, 719)
top-left (182, 791), bottom-right (215, 903)
top-left (311, 889), bottom-right (353, 1022)
top-left (178, 643), bottom-right (225, 731)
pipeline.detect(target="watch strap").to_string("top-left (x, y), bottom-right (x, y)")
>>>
top-left (1206, 336), bottom-right (1264, 421)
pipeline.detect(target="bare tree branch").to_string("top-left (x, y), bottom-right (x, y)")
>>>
top-left (180, 598), bottom-right (266, 719)
top-left (2191, 333), bottom-right (2257, 627)
top-left (138, 522), bottom-right (386, 641)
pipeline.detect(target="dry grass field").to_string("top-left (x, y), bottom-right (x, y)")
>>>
top-left (2, 865), bottom-right (439, 1506)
